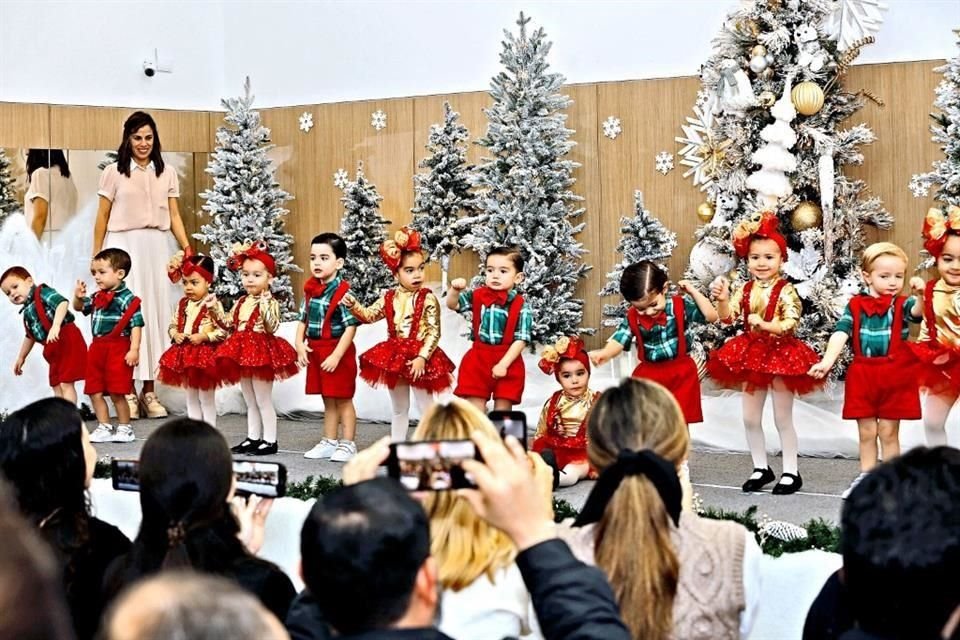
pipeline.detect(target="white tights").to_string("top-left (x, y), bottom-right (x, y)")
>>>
top-left (742, 378), bottom-right (799, 475)
top-left (923, 391), bottom-right (957, 447)
top-left (185, 388), bottom-right (217, 427)
top-left (389, 382), bottom-right (434, 442)
top-left (239, 377), bottom-right (277, 443)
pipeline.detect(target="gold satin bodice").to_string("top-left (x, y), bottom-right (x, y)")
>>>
top-left (212, 293), bottom-right (281, 335)
top-left (348, 286), bottom-right (441, 360)
top-left (535, 389), bottom-right (599, 440)
top-left (168, 297), bottom-right (227, 343)
top-left (918, 278), bottom-right (960, 350)
top-left (723, 277), bottom-right (801, 334)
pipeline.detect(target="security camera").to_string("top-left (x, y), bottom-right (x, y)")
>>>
top-left (141, 49), bottom-right (171, 78)
top-left (143, 61), bottom-right (157, 77)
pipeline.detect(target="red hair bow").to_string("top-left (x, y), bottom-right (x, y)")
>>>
top-left (732, 211), bottom-right (788, 260)
top-left (379, 228), bottom-right (423, 273)
top-left (227, 241), bottom-right (276, 276)
top-left (167, 247), bottom-right (214, 284)
top-left (538, 336), bottom-right (591, 379)
top-left (922, 205), bottom-right (960, 258)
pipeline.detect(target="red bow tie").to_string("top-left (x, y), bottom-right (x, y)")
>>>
top-left (304, 278), bottom-right (327, 299)
top-left (92, 290), bottom-right (116, 310)
top-left (636, 311), bottom-right (668, 330)
top-left (861, 294), bottom-right (893, 317)
top-left (474, 286), bottom-right (509, 308)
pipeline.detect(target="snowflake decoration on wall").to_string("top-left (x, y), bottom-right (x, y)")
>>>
top-left (825, 0), bottom-right (888, 52)
top-left (371, 110), bottom-right (387, 131)
top-left (333, 168), bottom-right (350, 190)
top-left (602, 116), bottom-right (622, 140)
top-left (908, 174), bottom-right (930, 198)
top-left (675, 104), bottom-right (730, 192)
top-left (655, 151), bottom-right (674, 175)
top-left (298, 112), bottom-right (314, 133)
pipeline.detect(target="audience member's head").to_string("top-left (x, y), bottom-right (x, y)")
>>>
top-left (0, 480), bottom-right (75, 640)
top-left (842, 446), bottom-right (960, 640)
top-left (300, 477), bottom-right (437, 635)
top-left (585, 377), bottom-right (689, 640)
top-left (103, 570), bottom-right (287, 640)
top-left (412, 400), bottom-right (515, 590)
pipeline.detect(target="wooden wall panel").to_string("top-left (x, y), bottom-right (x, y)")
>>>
top-left (49, 106), bottom-right (211, 152)
top-left (0, 102), bottom-right (50, 148)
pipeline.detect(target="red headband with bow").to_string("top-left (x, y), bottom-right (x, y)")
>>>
top-left (732, 211), bottom-right (788, 260)
top-left (227, 241), bottom-right (276, 276)
top-left (538, 336), bottom-right (591, 380)
top-left (167, 247), bottom-right (214, 284)
top-left (922, 205), bottom-right (960, 258)
top-left (379, 228), bottom-right (423, 273)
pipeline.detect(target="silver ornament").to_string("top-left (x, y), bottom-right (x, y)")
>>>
top-left (749, 55), bottom-right (768, 73)
top-left (765, 53), bottom-right (775, 64)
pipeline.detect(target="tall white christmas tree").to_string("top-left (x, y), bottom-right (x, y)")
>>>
top-left (0, 149), bottom-right (19, 224)
top-left (195, 78), bottom-right (298, 317)
top-left (459, 12), bottom-right (592, 344)
top-left (338, 162), bottom-right (394, 306)
top-left (677, 0), bottom-right (892, 379)
top-left (599, 190), bottom-right (678, 327)
top-left (410, 101), bottom-right (476, 293)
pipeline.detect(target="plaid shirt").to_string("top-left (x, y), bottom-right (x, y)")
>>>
top-left (298, 276), bottom-right (358, 339)
top-left (610, 295), bottom-right (705, 362)
top-left (21, 284), bottom-right (74, 343)
top-left (835, 295), bottom-right (918, 357)
top-left (81, 282), bottom-right (145, 337)
top-left (459, 289), bottom-right (533, 345)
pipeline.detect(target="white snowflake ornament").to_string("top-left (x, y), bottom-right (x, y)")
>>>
top-left (333, 168), bottom-right (349, 190)
top-left (655, 151), bottom-right (674, 175)
top-left (298, 111), bottom-right (314, 133)
top-left (759, 520), bottom-right (808, 543)
top-left (371, 110), bottom-right (387, 131)
top-left (908, 174), bottom-right (930, 198)
top-left (825, 0), bottom-right (888, 52)
top-left (602, 116), bottom-right (622, 140)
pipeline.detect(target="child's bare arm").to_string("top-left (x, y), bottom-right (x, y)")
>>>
top-left (679, 280), bottom-right (719, 323)
top-left (447, 278), bottom-right (467, 311)
top-left (493, 340), bottom-right (527, 378)
top-left (47, 301), bottom-right (70, 342)
top-left (589, 341), bottom-right (624, 366)
top-left (808, 331), bottom-right (849, 378)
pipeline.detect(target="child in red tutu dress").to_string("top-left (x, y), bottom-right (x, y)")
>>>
top-left (906, 206), bottom-right (960, 447)
top-left (708, 212), bottom-right (821, 495)
top-left (343, 228), bottom-right (455, 441)
top-left (211, 242), bottom-right (298, 456)
top-left (533, 336), bottom-right (600, 488)
top-left (157, 250), bottom-right (226, 427)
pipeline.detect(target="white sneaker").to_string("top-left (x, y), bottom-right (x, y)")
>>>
top-left (89, 423), bottom-right (115, 443)
top-left (330, 440), bottom-right (357, 463)
top-left (112, 424), bottom-right (135, 443)
top-left (304, 438), bottom-right (339, 459)
top-left (842, 472), bottom-right (868, 500)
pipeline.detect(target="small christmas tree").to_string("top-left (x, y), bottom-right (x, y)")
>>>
top-left (410, 101), bottom-right (476, 293)
top-left (338, 162), bottom-right (394, 306)
top-left (195, 78), bottom-right (298, 317)
top-left (745, 77), bottom-right (798, 206)
top-left (0, 149), bottom-right (19, 225)
top-left (459, 12), bottom-right (592, 345)
top-left (599, 191), bottom-right (677, 327)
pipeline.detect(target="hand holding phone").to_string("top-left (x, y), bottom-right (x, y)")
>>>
top-left (488, 410), bottom-right (528, 450)
top-left (112, 459), bottom-right (287, 498)
top-left (386, 440), bottom-right (478, 491)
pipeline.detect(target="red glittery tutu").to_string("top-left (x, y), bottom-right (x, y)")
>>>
top-left (158, 342), bottom-right (221, 390)
top-left (359, 337), bottom-right (455, 393)
top-left (708, 332), bottom-right (822, 394)
top-left (215, 330), bottom-right (299, 384)
top-left (907, 340), bottom-right (960, 396)
top-left (532, 431), bottom-right (591, 472)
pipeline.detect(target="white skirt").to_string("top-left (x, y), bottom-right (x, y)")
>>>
top-left (104, 228), bottom-right (179, 382)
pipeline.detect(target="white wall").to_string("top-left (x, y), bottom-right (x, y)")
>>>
top-left (1, 0), bottom-right (957, 110)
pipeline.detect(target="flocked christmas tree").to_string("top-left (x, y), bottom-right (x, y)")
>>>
top-left (338, 162), bottom-right (394, 306)
top-left (410, 101), bottom-right (476, 293)
top-left (0, 149), bottom-right (19, 224)
top-left (599, 190), bottom-right (678, 327)
top-left (459, 12), bottom-right (592, 345)
top-left (677, 0), bottom-right (891, 380)
top-left (195, 78), bottom-right (298, 317)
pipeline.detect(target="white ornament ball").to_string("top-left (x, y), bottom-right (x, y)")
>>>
top-left (688, 240), bottom-right (737, 284)
top-left (749, 56), bottom-right (768, 73)
top-left (765, 53), bottom-right (775, 65)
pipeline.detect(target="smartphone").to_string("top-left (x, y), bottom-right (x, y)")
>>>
top-left (386, 440), bottom-right (478, 491)
top-left (111, 459), bottom-right (287, 498)
top-left (488, 410), bottom-right (527, 450)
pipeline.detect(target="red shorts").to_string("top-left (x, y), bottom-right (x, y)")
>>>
top-left (42, 322), bottom-right (87, 387)
top-left (454, 342), bottom-right (525, 404)
top-left (633, 355), bottom-right (703, 424)
top-left (843, 354), bottom-right (921, 420)
top-left (305, 338), bottom-right (357, 399)
top-left (84, 336), bottom-right (134, 396)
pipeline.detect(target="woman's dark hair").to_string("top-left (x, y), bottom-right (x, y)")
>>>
top-left (0, 398), bottom-right (90, 588)
top-left (26, 149), bottom-right (71, 180)
top-left (116, 111), bottom-right (164, 178)
top-left (619, 260), bottom-right (669, 303)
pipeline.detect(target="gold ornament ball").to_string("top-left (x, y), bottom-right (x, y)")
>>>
top-left (696, 202), bottom-right (716, 223)
top-left (759, 67), bottom-right (775, 80)
top-left (791, 81), bottom-right (825, 116)
top-left (791, 201), bottom-right (823, 231)
top-left (758, 90), bottom-right (776, 107)
top-left (751, 44), bottom-right (767, 58)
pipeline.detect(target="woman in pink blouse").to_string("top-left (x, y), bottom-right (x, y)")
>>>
top-left (94, 111), bottom-right (190, 419)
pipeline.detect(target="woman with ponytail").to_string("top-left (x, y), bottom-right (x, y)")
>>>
top-left (557, 378), bottom-right (761, 639)
top-left (103, 418), bottom-right (294, 621)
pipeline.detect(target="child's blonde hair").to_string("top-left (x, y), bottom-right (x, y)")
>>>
top-left (861, 242), bottom-right (908, 273)
top-left (411, 399), bottom-right (516, 591)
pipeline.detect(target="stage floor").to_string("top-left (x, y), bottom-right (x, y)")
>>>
top-left (90, 412), bottom-right (860, 525)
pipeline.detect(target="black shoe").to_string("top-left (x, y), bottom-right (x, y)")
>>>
top-left (772, 472), bottom-right (803, 495)
top-left (742, 467), bottom-right (776, 493)
top-left (231, 438), bottom-right (261, 454)
top-left (79, 403), bottom-right (96, 421)
top-left (539, 449), bottom-right (560, 490)
top-left (250, 441), bottom-right (278, 456)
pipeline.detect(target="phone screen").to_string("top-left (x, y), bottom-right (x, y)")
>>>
top-left (387, 440), bottom-right (478, 491)
top-left (488, 410), bottom-right (527, 449)
top-left (111, 459), bottom-right (286, 498)
top-left (112, 459), bottom-right (140, 491)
